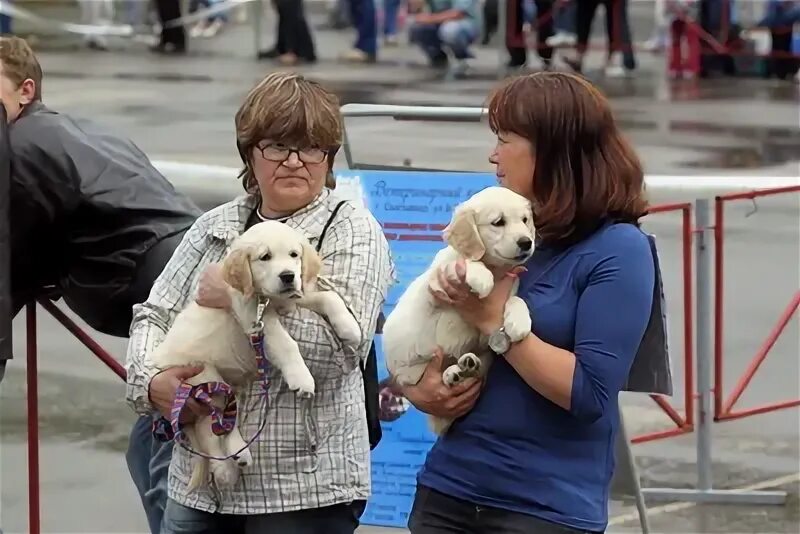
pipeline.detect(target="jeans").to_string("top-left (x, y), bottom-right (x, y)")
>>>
top-left (383, 0), bottom-right (401, 36)
top-left (126, 414), bottom-right (174, 534)
top-left (189, 0), bottom-right (228, 23)
top-left (408, 486), bottom-right (593, 534)
top-left (349, 0), bottom-right (378, 54)
top-left (554, 0), bottom-right (576, 33)
top-left (162, 498), bottom-right (367, 533)
top-left (409, 19), bottom-right (478, 60)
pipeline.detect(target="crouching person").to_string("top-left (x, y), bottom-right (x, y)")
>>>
top-left (408, 0), bottom-right (480, 73)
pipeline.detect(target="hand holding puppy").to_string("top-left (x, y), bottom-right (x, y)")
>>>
top-left (401, 348), bottom-right (482, 419)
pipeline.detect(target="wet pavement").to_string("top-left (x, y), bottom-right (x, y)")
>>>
top-left (1, 9), bottom-right (799, 533)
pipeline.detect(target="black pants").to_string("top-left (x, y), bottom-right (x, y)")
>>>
top-left (161, 498), bottom-right (366, 533)
top-left (272, 0), bottom-right (316, 60)
top-left (507, 0), bottom-right (554, 67)
top-left (768, 29), bottom-right (799, 80)
top-left (575, 0), bottom-right (635, 69)
top-left (409, 486), bottom-right (596, 534)
top-left (155, 0), bottom-right (186, 48)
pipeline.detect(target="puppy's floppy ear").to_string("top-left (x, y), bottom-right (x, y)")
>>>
top-left (301, 242), bottom-right (322, 290)
top-left (221, 247), bottom-right (255, 298)
top-left (443, 206), bottom-right (485, 260)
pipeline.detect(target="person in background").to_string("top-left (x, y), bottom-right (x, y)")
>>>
top-left (397, 72), bottom-right (655, 534)
top-left (546, 0), bottom-right (577, 47)
top-left (383, 0), bottom-right (405, 46)
top-left (77, 0), bottom-right (115, 50)
top-left (152, 0), bottom-right (187, 54)
top-left (340, 0), bottom-right (379, 62)
top-left (748, 0), bottom-right (800, 80)
top-left (258, 0), bottom-right (317, 64)
top-left (565, 0), bottom-right (637, 77)
top-left (408, 0), bottom-right (480, 72)
top-left (505, 0), bottom-right (555, 69)
top-left (0, 36), bottom-right (201, 534)
top-left (126, 72), bottom-right (395, 533)
top-left (188, 0), bottom-right (228, 38)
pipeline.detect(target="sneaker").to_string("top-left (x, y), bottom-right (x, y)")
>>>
top-left (189, 22), bottom-right (207, 38)
top-left (604, 64), bottom-right (630, 78)
top-left (384, 34), bottom-right (399, 47)
top-left (339, 48), bottom-right (376, 63)
top-left (201, 19), bottom-right (224, 37)
top-left (545, 32), bottom-right (577, 48)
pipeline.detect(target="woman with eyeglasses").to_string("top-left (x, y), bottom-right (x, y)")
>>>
top-left (125, 72), bottom-right (395, 533)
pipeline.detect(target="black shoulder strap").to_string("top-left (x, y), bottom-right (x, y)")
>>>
top-left (316, 200), bottom-right (347, 253)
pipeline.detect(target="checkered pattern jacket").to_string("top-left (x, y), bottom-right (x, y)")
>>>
top-left (125, 189), bottom-right (395, 514)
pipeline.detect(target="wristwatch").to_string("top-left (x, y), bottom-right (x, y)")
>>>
top-left (488, 326), bottom-right (512, 355)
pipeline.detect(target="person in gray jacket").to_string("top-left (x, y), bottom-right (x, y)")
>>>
top-left (0, 36), bottom-right (201, 533)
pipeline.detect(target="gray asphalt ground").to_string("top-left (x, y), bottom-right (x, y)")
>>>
top-left (1, 3), bottom-right (799, 533)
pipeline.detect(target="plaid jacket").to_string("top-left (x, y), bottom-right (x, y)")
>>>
top-left (125, 189), bottom-right (395, 514)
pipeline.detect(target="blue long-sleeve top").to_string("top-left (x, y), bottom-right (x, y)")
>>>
top-left (417, 222), bottom-right (655, 532)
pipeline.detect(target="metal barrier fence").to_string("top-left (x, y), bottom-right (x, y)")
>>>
top-left (713, 186), bottom-right (800, 422)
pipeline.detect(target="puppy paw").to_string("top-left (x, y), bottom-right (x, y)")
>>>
top-left (443, 363), bottom-right (477, 386)
top-left (464, 262), bottom-right (494, 299)
top-left (211, 461), bottom-right (241, 489)
top-left (457, 352), bottom-right (482, 375)
top-left (333, 313), bottom-right (362, 348)
top-left (283, 364), bottom-right (316, 397)
top-left (503, 296), bottom-right (532, 343)
top-left (233, 446), bottom-right (252, 468)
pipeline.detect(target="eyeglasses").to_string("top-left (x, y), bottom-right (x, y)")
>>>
top-left (257, 143), bottom-right (328, 164)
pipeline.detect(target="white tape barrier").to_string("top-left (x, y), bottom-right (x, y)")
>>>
top-left (0, 0), bottom-right (252, 37)
top-left (151, 159), bottom-right (800, 195)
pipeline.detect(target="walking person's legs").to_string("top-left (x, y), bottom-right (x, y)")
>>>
top-left (153, 0), bottom-right (187, 53)
top-left (343, 0), bottom-right (378, 61)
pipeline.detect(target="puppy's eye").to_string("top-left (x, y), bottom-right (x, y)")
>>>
top-left (522, 216), bottom-right (529, 224)
top-left (491, 217), bottom-right (506, 227)
top-left (260, 252), bottom-right (272, 261)
top-left (289, 251), bottom-right (299, 258)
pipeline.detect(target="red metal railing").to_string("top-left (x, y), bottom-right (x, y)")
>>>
top-left (25, 299), bottom-right (125, 534)
top-left (631, 202), bottom-right (695, 444)
top-left (713, 186), bottom-right (800, 422)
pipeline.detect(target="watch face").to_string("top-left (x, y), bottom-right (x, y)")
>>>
top-left (490, 330), bottom-right (511, 353)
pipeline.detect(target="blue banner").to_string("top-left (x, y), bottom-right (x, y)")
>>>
top-left (334, 170), bottom-right (496, 528)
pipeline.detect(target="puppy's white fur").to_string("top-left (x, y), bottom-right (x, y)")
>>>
top-left (147, 220), bottom-right (362, 491)
top-left (383, 187), bottom-right (535, 435)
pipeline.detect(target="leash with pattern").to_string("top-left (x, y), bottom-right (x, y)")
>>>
top-left (152, 297), bottom-right (272, 462)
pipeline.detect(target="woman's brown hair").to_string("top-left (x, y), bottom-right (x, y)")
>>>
top-left (235, 72), bottom-right (343, 193)
top-left (487, 72), bottom-right (648, 246)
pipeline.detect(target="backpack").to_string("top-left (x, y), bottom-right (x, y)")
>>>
top-left (316, 200), bottom-right (383, 450)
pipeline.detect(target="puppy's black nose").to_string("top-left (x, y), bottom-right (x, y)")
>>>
top-left (279, 271), bottom-right (295, 285)
top-left (517, 237), bottom-right (533, 252)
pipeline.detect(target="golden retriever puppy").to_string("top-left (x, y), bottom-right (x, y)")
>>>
top-left (147, 220), bottom-right (362, 490)
top-left (382, 187), bottom-right (535, 435)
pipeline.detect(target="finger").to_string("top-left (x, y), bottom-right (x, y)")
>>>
top-left (187, 399), bottom-right (211, 416)
top-left (455, 258), bottom-right (467, 281)
top-left (175, 365), bottom-right (205, 380)
top-left (439, 268), bottom-right (470, 302)
top-left (429, 286), bottom-right (455, 305)
top-left (448, 376), bottom-right (480, 396)
top-left (437, 268), bottom-right (459, 300)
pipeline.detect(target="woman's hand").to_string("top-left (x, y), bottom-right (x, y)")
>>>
top-left (148, 366), bottom-right (210, 424)
top-left (400, 349), bottom-right (482, 419)
top-left (196, 263), bottom-right (232, 309)
top-left (430, 259), bottom-right (524, 336)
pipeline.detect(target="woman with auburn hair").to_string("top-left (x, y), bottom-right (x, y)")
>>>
top-left (397, 72), bottom-right (655, 533)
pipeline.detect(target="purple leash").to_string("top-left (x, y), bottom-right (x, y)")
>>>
top-left (152, 297), bottom-right (273, 462)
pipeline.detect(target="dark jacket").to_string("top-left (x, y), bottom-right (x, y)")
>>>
top-left (0, 108), bottom-right (11, 362)
top-left (8, 102), bottom-right (201, 340)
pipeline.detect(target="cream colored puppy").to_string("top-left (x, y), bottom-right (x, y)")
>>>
top-left (147, 220), bottom-right (362, 491)
top-left (383, 187), bottom-right (535, 435)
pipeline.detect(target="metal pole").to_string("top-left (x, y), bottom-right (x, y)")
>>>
top-left (497, 0), bottom-right (508, 78)
top-left (26, 303), bottom-right (40, 534)
top-left (694, 198), bottom-right (714, 491)
top-left (252, 0), bottom-right (263, 57)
